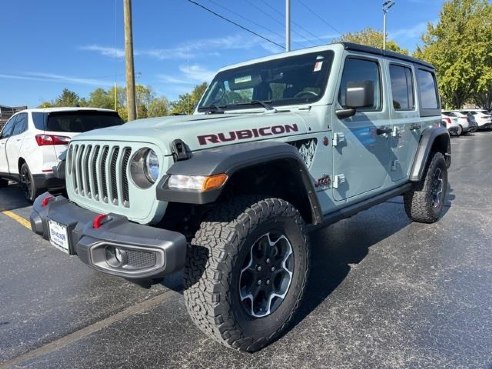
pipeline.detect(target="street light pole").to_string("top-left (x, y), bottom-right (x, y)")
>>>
top-left (285, 0), bottom-right (291, 52)
top-left (382, 0), bottom-right (395, 50)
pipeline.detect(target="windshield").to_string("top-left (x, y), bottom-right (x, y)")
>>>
top-left (197, 50), bottom-right (334, 112)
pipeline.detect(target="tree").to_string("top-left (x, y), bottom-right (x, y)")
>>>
top-left (415, 0), bottom-right (492, 109)
top-left (38, 101), bottom-right (54, 108)
top-left (88, 88), bottom-right (114, 109)
top-left (135, 85), bottom-right (153, 119)
top-left (336, 28), bottom-right (408, 54)
top-left (147, 97), bottom-right (170, 117)
top-left (55, 88), bottom-right (81, 107)
top-left (171, 83), bottom-right (208, 115)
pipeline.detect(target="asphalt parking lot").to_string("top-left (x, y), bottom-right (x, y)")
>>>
top-left (1, 132), bottom-right (491, 369)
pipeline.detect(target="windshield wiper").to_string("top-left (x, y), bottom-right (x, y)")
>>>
top-left (199, 104), bottom-right (225, 114)
top-left (235, 100), bottom-right (275, 111)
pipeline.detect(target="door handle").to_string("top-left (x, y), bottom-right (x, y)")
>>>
top-left (410, 123), bottom-right (421, 131)
top-left (376, 127), bottom-right (392, 135)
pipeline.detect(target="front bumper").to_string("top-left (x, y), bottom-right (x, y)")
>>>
top-left (30, 193), bottom-right (187, 280)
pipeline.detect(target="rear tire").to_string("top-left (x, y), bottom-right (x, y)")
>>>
top-left (404, 152), bottom-right (448, 223)
top-left (184, 197), bottom-right (309, 352)
top-left (20, 163), bottom-right (42, 202)
top-left (456, 125), bottom-right (463, 136)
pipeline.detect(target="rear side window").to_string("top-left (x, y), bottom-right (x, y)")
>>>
top-left (32, 112), bottom-right (46, 130)
top-left (417, 69), bottom-right (439, 110)
top-left (46, 111), bottom-right (123, 132)
top-left (389, 65), bottom-right (415, 111)
top-left (339, 58), bottom-right (382, 111)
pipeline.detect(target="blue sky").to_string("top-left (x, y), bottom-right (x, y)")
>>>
top-left (0, 0), bottom-right (445, 108)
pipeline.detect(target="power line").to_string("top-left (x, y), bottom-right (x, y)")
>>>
top-left (244, 0), bottom-right (317, 47)
top-left (204, 0), bottom-right (285, 43)
top-left (185, 0), bottom-right (284, 50)
top-left (296, 0), bottom-right (342, 36)
top-left (256, 0), bottom-right (323, 46)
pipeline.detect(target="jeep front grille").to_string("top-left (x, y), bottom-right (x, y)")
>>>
top-left (67, 144), bottom-right (132, 207)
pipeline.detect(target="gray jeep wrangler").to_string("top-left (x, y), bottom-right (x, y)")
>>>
top-left (30, 42), bottom-right (450, 352)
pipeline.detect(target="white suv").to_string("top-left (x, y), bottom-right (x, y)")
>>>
top-left (0, 107), bottom-right (123, 201)
top-left (460, 109), bottom-right (492, 130)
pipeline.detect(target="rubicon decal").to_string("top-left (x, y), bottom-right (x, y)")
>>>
top-left (197, 124), bottom-right (299, 145)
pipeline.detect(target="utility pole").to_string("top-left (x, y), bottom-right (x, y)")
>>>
top-left (124, 0), bottom-right (136, 121)
top-left (382, 0), bottom-right (395, 50)
top-left (285, 0), bottom-right (291, 52)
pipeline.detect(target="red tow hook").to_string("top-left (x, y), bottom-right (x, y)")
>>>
top-left (41, 195), bottom-right (55, 207)
top-left (93, 214), bottom-right (111, 229)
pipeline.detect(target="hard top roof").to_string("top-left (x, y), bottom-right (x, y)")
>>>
top-left (341, 42), bottom-right (434, 69)
top-left (216, 42), bottom-right (434, 74)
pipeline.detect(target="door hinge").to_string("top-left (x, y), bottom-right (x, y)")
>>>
top-left (333, 174), bottom-right (346, 189)
top-left (333, 132), bottom-right (345, 147)
top-left (391, 160), bottom-right (400, 171)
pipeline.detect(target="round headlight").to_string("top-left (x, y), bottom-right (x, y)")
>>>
top-left (130, 148), bottom-right (160, 189)
top-left (144, 149), bottom-right (160, 183)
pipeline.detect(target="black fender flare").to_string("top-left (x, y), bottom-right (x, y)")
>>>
top-left (410, 126), bottom-right (450, 182)
top-left (156, 141), bottom-right (323, 224)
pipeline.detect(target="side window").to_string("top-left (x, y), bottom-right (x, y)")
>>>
top-left (339, 58), bottom-right (382, 111)
top-left (32, 112), bottom-right (46, 130)
top-left (1, 116), bottom-right (17, 139)
top-left (389, 64), bottom-right (415, 111)
top-left (12, 113), bottom-right (28, 136)
top-left (417, 69), bottom-right (439, 109)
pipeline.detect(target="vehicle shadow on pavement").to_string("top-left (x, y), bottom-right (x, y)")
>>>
top-left (442, 183), bottom-right (455, 217)
top-left (0, 183), bottom-right (31, 212)
top-left (287, 200), bottom-right (414, 334)
top-left (287, 187), bottom-right (456, 336)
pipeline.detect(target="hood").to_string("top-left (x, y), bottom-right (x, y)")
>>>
top-left (71, 112), bottom-right (310, 155)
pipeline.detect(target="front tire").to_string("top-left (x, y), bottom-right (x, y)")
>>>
top-left (456, 125), bottom-right (463, 136)
top-left (20, 163), bottom-right (42, 202)
top-left (404, 152), bottom-right (448, 223)
top-left (184, 197), bottom-right (309, 352)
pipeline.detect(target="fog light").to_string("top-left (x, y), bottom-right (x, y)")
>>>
top-left (106, 246), bottom-right (128, 267)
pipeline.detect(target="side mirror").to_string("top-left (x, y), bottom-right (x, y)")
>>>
top-left (336, 80), bottom-right (375, 120)
top-left (345, 80), bottom-right (374, 109)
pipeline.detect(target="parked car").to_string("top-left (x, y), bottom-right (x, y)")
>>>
top-left (0, 108), bottom-right (123, 201)
top-left (460, 109), bottom-right (492, 130)
top-left (442, 111), bottom-right (476, 135)
top-left (441, 115), bottom-right (460, 136)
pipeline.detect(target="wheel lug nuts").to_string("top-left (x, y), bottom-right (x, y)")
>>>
top-left (256, 265), bottom-right (262, 272)
top-left (266, 258), bottom-right (270, 263)
top-left (271, 266), bottom-right (275, 271)
top-left (257, 280), bottom-right (262, 285)
top-left (266, 280), bottom-right (270, 285)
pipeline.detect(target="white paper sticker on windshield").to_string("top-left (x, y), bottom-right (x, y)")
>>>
top-left (235, 75), bottom-right (252, 84)
top-left (313, 61), bottom-right (323, 72)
